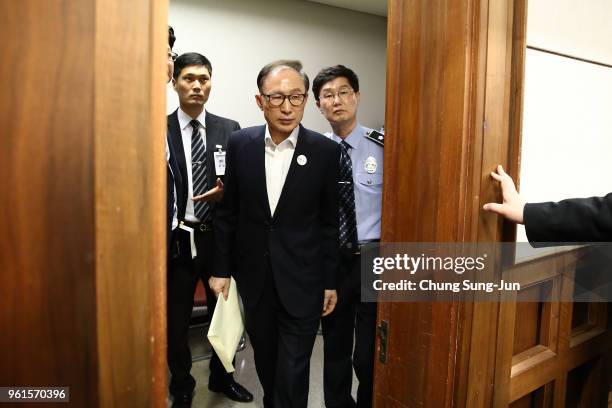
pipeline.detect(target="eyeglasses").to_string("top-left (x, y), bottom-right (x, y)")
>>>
top-left (262, 93), bottom-right (306, 107)
top-left (168, 51), bottom-right (178, 62)
top-left (320, 89), bottom-right (355, 103)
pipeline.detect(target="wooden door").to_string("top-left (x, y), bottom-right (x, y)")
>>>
top-left (493, 249), bottom-right (611, 407)
top-left (375, 0), bottom-right (612, 406)
top-left (0, 1), bottom-right (168, 406)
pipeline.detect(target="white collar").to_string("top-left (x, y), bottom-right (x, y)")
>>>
top-left (264, 125), bottom-right (299, 148)
top-left (178, 108), bottom-right (207, 131)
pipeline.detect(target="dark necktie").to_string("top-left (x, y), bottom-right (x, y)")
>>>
top-left (339, 140), bottom-right (358, 249)
top-left (190, 120), bottom-right (210, 222)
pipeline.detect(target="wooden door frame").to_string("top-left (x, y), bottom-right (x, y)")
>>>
top-left (376, 0), bottom-right (527, 406)
top-left (378, 0), bottom-right (612, 406)
top-left (95, 1), bottom-right (169, 405)
top-left (1, 1), bottom-right (169, 406)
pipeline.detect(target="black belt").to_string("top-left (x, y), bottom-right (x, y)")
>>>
top-left (180, 220), bottom-right (213, 233)
top-left (342, 239), bottom-right (380, 256)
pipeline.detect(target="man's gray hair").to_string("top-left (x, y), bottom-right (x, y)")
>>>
top-left (256, 59), bottom-right (310, 92)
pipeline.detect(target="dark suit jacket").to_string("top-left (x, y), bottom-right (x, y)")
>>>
top-left (167, 109), bottom-right (240, 219)
top-left (167, 133), bottom-right (183, 249)
top-left (524, 193), bottom-right (612, 243)
top-left (214, 125), bottom-right (341, 318)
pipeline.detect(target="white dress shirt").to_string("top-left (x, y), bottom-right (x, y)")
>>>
top-left (265, 125), bottom-right (299, 216)
top-left (177, 108), bottom-right (208, 222)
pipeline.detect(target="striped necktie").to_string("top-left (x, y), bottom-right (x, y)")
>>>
top-left (338, 140), bottom-right (358, 249)
top-left (190, 120), bottom-right (210, 222)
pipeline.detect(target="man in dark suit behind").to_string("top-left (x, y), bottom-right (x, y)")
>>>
top-left (166, 26), bottom-right (183, 251)
top-left (167, 52), bottom-right (253, 407)
top-left (167, 26), bottom-right (179, 246)
top-left (210, 60), bottom-right (341, 408)
top-left (483, 164), bottom-right (612, 242)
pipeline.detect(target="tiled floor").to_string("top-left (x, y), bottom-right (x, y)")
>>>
top-left (178, 332), bottom-right (612, 407)
top-left (176, 331), bottom-right (356, 407)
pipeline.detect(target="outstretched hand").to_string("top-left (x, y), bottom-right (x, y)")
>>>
top-left (483, 165), bottom-right (526, 224)
top-left (193, 178), bottom-right (224, 202)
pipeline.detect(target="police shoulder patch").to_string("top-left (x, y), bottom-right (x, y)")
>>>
top-left (365, 130), bottom-right (384, 147)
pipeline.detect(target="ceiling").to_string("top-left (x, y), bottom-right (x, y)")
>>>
top-left (304, 0), bottom-right (387, 17)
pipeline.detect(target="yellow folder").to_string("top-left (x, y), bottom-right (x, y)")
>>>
top-left (206, 277), bottom-right (244, 373)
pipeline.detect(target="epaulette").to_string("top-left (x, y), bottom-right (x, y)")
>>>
top-left (365, 130), bottom-right (384, 147)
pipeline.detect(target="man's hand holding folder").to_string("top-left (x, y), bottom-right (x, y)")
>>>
top-left (206, 277), bottom-right (244, 373)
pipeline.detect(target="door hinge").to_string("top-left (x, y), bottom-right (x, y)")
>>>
top-left (377, 320), bottom-right (389, 364)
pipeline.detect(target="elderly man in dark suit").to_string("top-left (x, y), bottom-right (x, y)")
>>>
top-left (167, 52), bottom-right (253, 407)
top-left (211, 60), bottom-right (341, 408)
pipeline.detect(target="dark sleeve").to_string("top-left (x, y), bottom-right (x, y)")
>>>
top-left (320, 142), bottom-right (341, 289)
top-left (213, 133), bottom-right (240, 278)
top-left (524, 193), bottom-right (612, 245)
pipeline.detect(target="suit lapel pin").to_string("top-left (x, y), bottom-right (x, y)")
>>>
top-left (297, 155), bottom-right (307, 166)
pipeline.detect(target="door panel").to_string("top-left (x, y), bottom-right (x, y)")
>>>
top-left (0, 1), bottom-right (168, 406)
top-left (377, 0), bottom-right (612, 406)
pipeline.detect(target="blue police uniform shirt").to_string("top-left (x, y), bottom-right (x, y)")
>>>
top-left (329, 124), bottom-right (383, 242)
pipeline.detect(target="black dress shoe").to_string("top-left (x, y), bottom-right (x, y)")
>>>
top-left (171, 392), bottom-right (193, 408)
top-left (208, 379), bottom-right (254, 402)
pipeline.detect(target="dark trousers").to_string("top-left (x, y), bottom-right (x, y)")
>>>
top-left (321, 253), bottom-right (377, 408)
top-left (243, 269), bottom-right (319, 408)
top-left (167, 228), bottom-right (233, 397)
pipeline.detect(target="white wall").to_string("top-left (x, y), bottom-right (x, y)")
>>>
top-left (527, 0), bottom-right (612, 65)
top-left (516, 0), bottom-right (612, 243)
top-left (168, 0), bottom-right (387, 134)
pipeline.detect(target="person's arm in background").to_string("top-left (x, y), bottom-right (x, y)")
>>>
top-left (320, 142), bottom-right (341, 316)
top-left (483, 165), bottom-right (612, 243)
top-left (209, 132), bottom-right (240, 300)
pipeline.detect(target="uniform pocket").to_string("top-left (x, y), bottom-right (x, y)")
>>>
top-left (356, 173), bottom-right (383, 187)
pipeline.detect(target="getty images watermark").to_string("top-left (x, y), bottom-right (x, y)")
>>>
top-left (359, 243), bottom-right (612, 302)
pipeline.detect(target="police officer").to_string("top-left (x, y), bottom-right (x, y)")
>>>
top-left (313, 65), bottom-right (383, 408)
